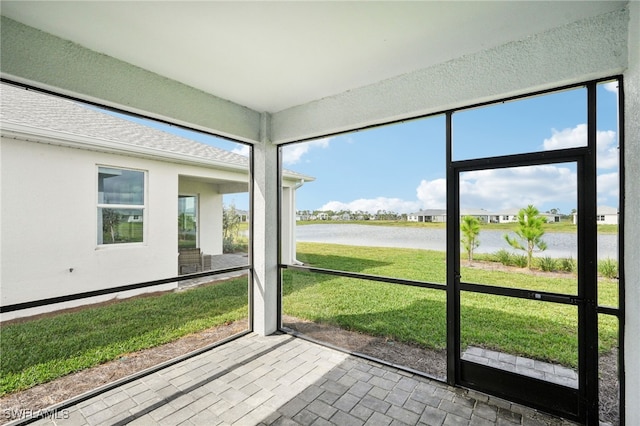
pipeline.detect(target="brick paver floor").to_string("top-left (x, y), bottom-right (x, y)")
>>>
top-left (461, 347), bottom-right (579, 389)
top-left (23, 333), bottom-right (579, 426)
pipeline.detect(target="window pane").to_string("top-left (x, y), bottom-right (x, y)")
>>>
top-left (178, 195), bottom-right (197, 249)
top-left (453, 87), bottom-right (587, 160)
top-left (283, 115), bottom-right (447, 284)
top-left (459, 163), bottom-right (578, 295)
top-left (282, 269), bottom-right (447, 380)
top-left (98, 167), bottom-right (144, 205)
top-left (598, 313), bottom-right (619, 425)
top-left (460, 293), bottom-right (578, 388)
top-left (596, 80), bottom-right (620, 308)
top-left (98, 208), bottom-right (144, 244)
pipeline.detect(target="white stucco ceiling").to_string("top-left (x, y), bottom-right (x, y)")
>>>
top-left (0, 1), bottom-right (626, 114)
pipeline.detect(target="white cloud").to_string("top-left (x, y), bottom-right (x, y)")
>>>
top-left (231, 145), bottom-right (250, 157)
top-left (597, 172), bottom-right (619, 203)
top-left (459, 165), bottom-right (577, 210)
top-left (596, 130), bottom-right (618, 169)
top-left (603, 81), bottom-right (619, 93)
top-left (542, 124), bottom-right (587, 150)
top-left (320, 197), bottom-right (421, 214)
top-left (542, 124), bottom-right (617, 169)
top-left (282, 138), bottom-right (331, 165)
top-left (416, 178), bottom-right (447, 209)
top-left (414, 166), bottom-right (577, 211)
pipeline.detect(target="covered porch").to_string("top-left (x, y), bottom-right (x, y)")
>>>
top-left (1, 2), bottom-right (638, 425)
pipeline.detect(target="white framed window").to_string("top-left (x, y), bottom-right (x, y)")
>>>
top-left (97, 166), bottom-right (146, 245)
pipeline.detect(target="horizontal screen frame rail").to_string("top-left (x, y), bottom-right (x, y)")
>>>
top-left (459, 282), bottom-right (581, 305)
top-left (282, 264), bottom-right (446, 291)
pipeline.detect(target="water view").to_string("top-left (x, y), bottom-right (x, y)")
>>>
top-left (296, 224), bottom-right (618, 260)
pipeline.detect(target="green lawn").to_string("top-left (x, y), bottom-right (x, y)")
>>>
top-left (0, 277), bottom-right (248, 396)
top-left (1, 241), bottom-right (619, 396)
top-left (283, 242), bottom-right (619, 369)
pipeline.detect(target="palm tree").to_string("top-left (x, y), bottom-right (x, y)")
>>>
top-left (461, 215), bottom-right (480, 264)
top-left (504, 205), bottom-right (547, 269)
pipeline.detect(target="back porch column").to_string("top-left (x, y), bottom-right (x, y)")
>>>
top-left (252, 112), bottom-right (279, 335)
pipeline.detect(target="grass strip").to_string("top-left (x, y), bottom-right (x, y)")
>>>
top-left (0, 277), bottom-right (248, 395)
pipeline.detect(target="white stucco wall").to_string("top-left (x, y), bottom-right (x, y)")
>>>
top-left (252, 113), bottom-right (279, 335)
top-left (0, 138), bottom-right (175, 313)
top-left (599, 215), bottom-right (619, 226)
top-left (0, 137), bottom-right (250, 318)
top-left (280, 186), bottom-right (296, 265)
top-left (623, 1), bottom-right (640, 423)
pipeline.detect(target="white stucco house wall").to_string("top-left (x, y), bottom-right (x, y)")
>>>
top-left (573, 206), bottom-right (619, 225)
top-left (408, 209), bottom-right (491, 223)
top-left (408, 209), bottom-right (447, 223)
top-left (491, 209), bottom-right (561, 224)
top-left (0, 85), bottom-right (310, 319)
top-left (492, 208), bottom-right (522, 224)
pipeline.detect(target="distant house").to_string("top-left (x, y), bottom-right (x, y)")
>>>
top-left (460, 209), bottom-right (491, 223)
top-left (409, 209), bottom-right (495, 223)
top-left (296, 212), bottom-right (311, 221)
top-left (409, 208), bottom-right (561, 224)
top-left (408, 209), bottom-right (447, 223)
top-left (0, 85), bottom-right (311, 316)
top-left (236, 210), bottom-right (249, 222)
top-left (492, 208), bottom-right (521, 224)
top-left (573, 206), bottom-right (619, 225)
top-left (491, 208), bottom-right (561, 224)
top-left (540, 213), bottom-right (562, 223)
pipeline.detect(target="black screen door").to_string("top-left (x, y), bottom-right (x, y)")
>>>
top-left (447, 152), bottom-right (598, 423)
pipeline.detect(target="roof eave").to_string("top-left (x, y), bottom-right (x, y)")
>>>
top-left (1, 123), bottom-right (249, 172)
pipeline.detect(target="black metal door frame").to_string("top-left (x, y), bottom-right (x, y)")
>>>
top-left (445, 82), bottom-right (600, 424)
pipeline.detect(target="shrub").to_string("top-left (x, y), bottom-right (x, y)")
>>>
top-left (559, 257), bottom-right (576, 273)
top-left (512, 254), bottom-right (528, 268)
top-left (537, 256), bottom-right (558, 272)
top-left (224, 235), bottom-right (248, 254)
top-left (494, 249), bottom-right (512, 266)
top-left (598, 258), bottom-right (618, 279)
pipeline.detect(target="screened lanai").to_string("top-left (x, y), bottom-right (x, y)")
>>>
top-left (1, 2), bottom-right (638, 425)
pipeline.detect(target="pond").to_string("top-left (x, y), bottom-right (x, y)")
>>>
top-left (296, 224), bottom-right (618, 260)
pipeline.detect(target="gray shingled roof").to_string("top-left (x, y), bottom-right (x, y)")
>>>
top-left (0, 84), bottom-right (311, 180)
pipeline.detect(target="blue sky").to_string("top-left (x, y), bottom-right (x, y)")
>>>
top-left (104, 81), bottom-right (619, 215)
top-left (283, 82), bottom-right (620, 215)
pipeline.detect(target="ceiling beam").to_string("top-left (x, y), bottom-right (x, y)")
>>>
top-left (0, 16), bottom-right (262, 144)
